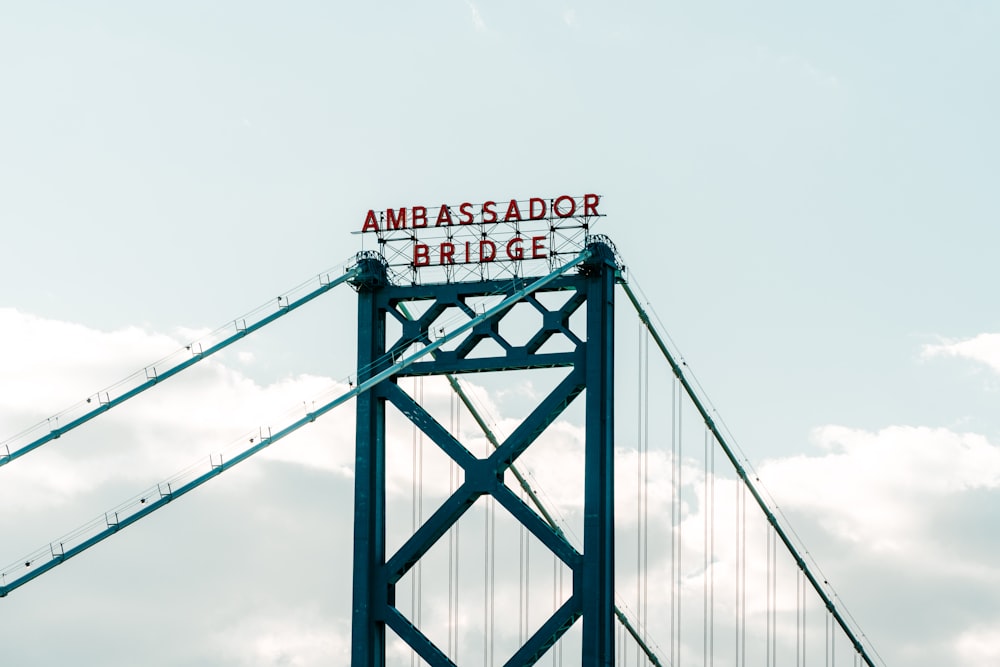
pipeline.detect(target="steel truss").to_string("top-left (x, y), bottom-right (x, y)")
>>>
top-left (351, 240), bottom-right (620, 666)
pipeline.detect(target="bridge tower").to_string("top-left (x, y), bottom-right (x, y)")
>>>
top-left (350, 239), bottom-right (620, 666)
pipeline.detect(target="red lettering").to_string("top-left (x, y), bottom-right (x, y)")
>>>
top-left (362, 210), bottom-right (379, 232)
top-left (413, 243), bottom-right (430, 267)
top-left (583, 193), bottom-right (599, 216)
top-left (528, 197), bottom-right (546, 220)
top-left (531, 235), bottom-right (547, 259)
top-left (504, 199), bottom-right (523, 222)
top-left (482, 201), bottom-right (497, 223)
top-left (506, 237), bottom-right (524, 260)
top-left (435, 205), bottom-right (452, 226)
top-left (412, 206), bottom-right (428, 228)
top-left (440, 242), bottom-right (455, 264)
top-left (386, 207), bottom-right (407, 230)
top-left (459, 202), bottom-right (474, 224)
top-left (464, 241), bottom-right (471, 263)
top-left (479, 240), bottom-right (496, 262)
top-left (553, 195), bottom-right (576, 218)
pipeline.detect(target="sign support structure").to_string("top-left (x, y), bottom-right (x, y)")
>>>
top-left (350, 238), bottom-right (620, 666)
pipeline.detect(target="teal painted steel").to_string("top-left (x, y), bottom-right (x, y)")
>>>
top-left (350, 242), bottom-right (621, 666)
top-left (1, 257), bottom-right (588, 599)
top-left (0, 264), bottom-right (363, 470)
top-left (351, 255), bottom-right (389, 666)
top-left (581, 240), bottom-right (618, 666)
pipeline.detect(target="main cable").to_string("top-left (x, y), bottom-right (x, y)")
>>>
top-left (621, 280), bottom-right (882, 667)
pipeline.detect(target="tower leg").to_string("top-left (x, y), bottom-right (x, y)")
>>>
top-left (581, 245), bottom-right (617, 666)
top-left (351, 259), bottom-right (388, 666)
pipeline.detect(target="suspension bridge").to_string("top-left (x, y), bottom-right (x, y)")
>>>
top-left (0, 199), bottom-right (884, 666)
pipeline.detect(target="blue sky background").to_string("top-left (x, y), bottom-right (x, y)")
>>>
top-left (1, 2), bottom-right (999, 665)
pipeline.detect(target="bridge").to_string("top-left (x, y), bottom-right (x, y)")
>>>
top-left (0, 218), bottom-right (884, 666)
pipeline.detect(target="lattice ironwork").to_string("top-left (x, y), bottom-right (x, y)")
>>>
top-left (351, 241), bottom-right (619, 666)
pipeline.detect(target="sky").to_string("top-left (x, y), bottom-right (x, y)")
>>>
top-left (1, 1), bottom-right (999, 665)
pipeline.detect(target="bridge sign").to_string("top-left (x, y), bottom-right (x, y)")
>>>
top-left (358, 194), bottom-right (604, 284)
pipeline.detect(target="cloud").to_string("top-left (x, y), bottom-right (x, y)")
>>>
top-left (4, 308), bottom-right (1000, 666)
top-left (0, 310), bottom-right (361, 521)
top-left (465, 0), bottom-right (486, 32)
top-left (761, 424), bottom-right (1000, 552)
top-left (923, 333), bottom-right (1000, 375)
top-left (956, 622), bottom-right (1000, 663)
top-left (217, 612), bottom-right (351, 665)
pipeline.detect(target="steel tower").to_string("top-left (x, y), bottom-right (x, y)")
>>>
top-left (350, 239), bottom-right (619, 666)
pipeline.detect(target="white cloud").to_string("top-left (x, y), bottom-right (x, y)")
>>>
top-left (762, 424), bottom-right (1000, 546)
top-left (956, 622), bottom-right (1000, 664)
top-left (466, 0), bottom-right (486, 32)
top-left (5, 308), bottom-right (1000, 666)
top-left (923, 333), bottom-right (1000, 375)
top-left (0, 310), bottom-right (358, 513)
top-left (218, 612), bottom-right (350, 666)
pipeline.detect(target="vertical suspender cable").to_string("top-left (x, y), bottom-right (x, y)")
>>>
top-left (411, 376), bottom-right (420, 667)
top-left (637, 320), bottom-right (648, 665)
top-left (491, 484), bottom-right (496, 665)
top-left (445, 394), bottom-right (458, 662)
top-left (734, 478), bottom-right (740, 667)
top-left (637, 322), bottom-right (642, 666)
top-left (559, 564), bottom-right (564, 666)
top-left (704, 429), bottom-right (709, 667)
top-left (826, 609), bottom-right (830, 667)
top-left (710, 429), bottom-right (715, 667)
top-left (520, 494), bottom-right (525, 646)
top-left (526, 505), bottom-right (530, 643)
top-left (482, 483), bottom-right (487, 662)
top-left (417, 378), bottom-right (425, 635)
top-left (670, 376), bottom-right (679, 666)
top-left (703, 427), bottom-right (716, 666)
top-left (553, 553), bottom-right (558, 667)
top-left (677, 379), bottom-right (684, 666)
top-left (800, 567), bottom-right (808, 667)
top-left (455, 395), bottom-right (461, 662)
top-left (773, 529), bottom-right (778, 666)
top-left (797, 570), bottom-right (802, 667)
top-left (448, 390), bottom-right (460, 662)
top-left (741, 480), bottom-right (747, 667)
top-left (643, 329), bottom-right (650, 659)
top-left (619, 621), bottom-right (624, 666)
top-left (622, 284), bottom-right (880, 667)
top-left (489, 478), bottom-right (496, 667)
top-left (767, 529), bottom-right (772, 667)
top-left (670, 377), bottom-right (676, 665)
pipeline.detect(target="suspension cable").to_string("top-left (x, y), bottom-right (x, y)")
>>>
top-left (0, 260), bottom-right (361, 470)
top-left (622, 281), bottom-right (880, 667)
top-left (2, 258), bottom-right (597, 605)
